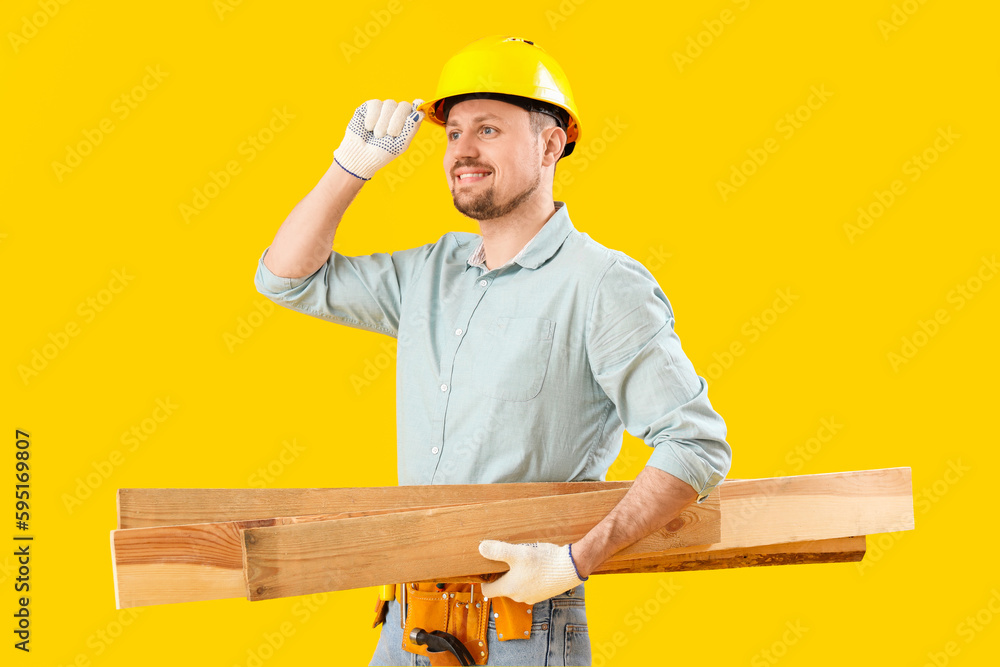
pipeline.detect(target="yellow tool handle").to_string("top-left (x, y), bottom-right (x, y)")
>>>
top-left (378, 585), bottom-right (395, 601)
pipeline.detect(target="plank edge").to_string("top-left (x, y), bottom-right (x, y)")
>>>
top-left (110, 529), bottom-right (122, 610)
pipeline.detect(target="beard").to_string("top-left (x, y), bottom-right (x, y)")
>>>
top-left (451, 166), bottom-right (541, 221)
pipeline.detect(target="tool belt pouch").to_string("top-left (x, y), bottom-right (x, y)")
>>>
top-left (371, 597), bottom-right (389, 629)
top-left (489, 595), bottom-right (535, 642)
top-left (400, 582), bottom-right (490, 666)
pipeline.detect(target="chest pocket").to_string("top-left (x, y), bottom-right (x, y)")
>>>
top-left (472, 317), bottom-right (556, 402)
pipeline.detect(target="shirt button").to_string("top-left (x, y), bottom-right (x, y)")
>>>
top-left (479, 279), bottom-right (488, 287)
top-left (455, 328), bottom-right (463, 336)
top-left (431, 447), bottom-right (439, 455)
top-left (440, 384), bottom-right (448, 392)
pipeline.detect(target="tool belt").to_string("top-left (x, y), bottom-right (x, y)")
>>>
top-left (372, 581), bottom-right (534, 666)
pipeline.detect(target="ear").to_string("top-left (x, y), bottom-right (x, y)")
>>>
top-left (540, 125), bottom-right (567, 167)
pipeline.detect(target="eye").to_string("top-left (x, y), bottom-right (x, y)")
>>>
top-left (481, 127), bottom-right (496, 136)
top-left (448, 131), bottom-right (460, 141)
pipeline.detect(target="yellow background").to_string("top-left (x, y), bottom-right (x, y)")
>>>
top-left (3, 0), bottom-right (998, 665)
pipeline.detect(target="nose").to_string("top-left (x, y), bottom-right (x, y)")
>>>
top-left (446, 129), bottom-right (480, 164)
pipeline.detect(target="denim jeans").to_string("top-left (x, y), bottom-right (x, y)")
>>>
top-left (369, 584), bottom-right (590, 666)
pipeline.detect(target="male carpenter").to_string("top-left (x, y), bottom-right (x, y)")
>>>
top-left (255, 35), bottom-right (731, 667)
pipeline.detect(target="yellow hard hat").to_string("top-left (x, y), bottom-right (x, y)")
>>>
top-left (417, 36), bottom-right (581, 157)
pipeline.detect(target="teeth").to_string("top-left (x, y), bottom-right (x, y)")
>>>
top-left (458, 172), bottom-right (490, 179)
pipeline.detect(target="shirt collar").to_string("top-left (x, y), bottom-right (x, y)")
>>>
top-left (466, 201), bottom-right (575, 272)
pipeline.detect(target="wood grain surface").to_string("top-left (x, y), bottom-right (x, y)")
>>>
top-left (117, 481), bottom-right (633, 529)
top-left (241, 486), bottom-right (719, 600)
top-left (242, 468), bottom-right (910, 601)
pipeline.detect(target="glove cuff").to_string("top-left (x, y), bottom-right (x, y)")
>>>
top-left (333, 138), bottom-right (381, 181)
top-left (567, 543), bottom-right (589, 582)
top-left (536, 544), bottom-right (586, 589)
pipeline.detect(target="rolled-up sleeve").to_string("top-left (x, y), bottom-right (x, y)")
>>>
top-left (254, 242), bottom-right (434, 338)
top-left (586, 256), bottom-right (732, 502)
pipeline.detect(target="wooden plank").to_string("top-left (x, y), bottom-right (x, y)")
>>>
top-left (437, 536), bottom-right (867, 581)
top-left (113, 468), bottom-right (911, 607)
top-left (588, 466), bottom-right (911, 562)
top-left (242, 487), bottom-right (720, 600)
top-left (592, 536), bottom-right (866, 574)
top-left (113, 528), bottom-right (861, 608)
top-left (698, 465), bottom-right (912, 553)
top-left (113, 490), bottom-right (715, 608)
top-left (116, 481), bottom-right (633, 529)
top-left (111, 505), bottom-right (465, 609)
top-left (242, 467), bottom-right (911, 601)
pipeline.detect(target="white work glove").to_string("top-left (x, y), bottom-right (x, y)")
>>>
top-left (478, 540), bottom-right (587, 605)
top-left (333, 98), bottom-right (424, 181)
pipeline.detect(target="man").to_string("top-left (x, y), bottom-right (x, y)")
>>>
top-left (255, 36), bottom-right (731, 666)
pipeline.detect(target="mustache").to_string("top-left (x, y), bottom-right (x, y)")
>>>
top-left (451, 161), bottom-right (493, 175)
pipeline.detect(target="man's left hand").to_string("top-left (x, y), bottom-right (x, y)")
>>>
top-left (478, 540), bottom-right (587, 605)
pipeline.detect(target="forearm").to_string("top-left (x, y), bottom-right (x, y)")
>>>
top-left (262, 161), bottom-right (365, 279)
top-left (571, 465), bottom-right (698, 577)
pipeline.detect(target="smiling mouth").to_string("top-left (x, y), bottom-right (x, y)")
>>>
top-left (456, 171), bottom-right (492, 183)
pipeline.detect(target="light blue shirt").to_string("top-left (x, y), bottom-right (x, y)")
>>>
top-left (254, 202), bottom-right (731, 501)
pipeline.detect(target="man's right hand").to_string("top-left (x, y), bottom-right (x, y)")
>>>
top-left (332, 99), bottom-right (425, 181)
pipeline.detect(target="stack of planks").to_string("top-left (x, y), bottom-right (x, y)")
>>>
top-left (110, 467), bottom-right (915, 609)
